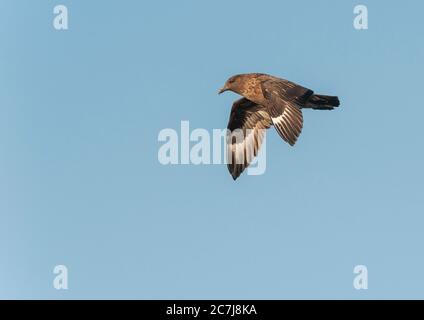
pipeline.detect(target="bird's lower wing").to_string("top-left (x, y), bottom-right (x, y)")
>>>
top-left (261, 81), bottom-right (304, 146)
top-left (227, 98), bottom-right (272, 180)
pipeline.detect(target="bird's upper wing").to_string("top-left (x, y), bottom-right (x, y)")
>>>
top-left (260, 79), bottom-right (311, 146)
top-left (227, 98), bottom-right (272, 180)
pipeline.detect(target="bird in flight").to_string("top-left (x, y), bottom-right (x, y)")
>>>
top-left (219, 73), bottom-right (340, 180)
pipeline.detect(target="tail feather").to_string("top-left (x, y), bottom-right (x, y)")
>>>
top-left (306, 94), bottom-right (340, 110)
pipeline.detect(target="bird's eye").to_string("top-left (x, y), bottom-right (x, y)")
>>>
top-left (228, 78), bottom-right (236, 83)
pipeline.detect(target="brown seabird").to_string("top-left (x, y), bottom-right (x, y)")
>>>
top-left (219, 73), bottom-right (340, 180)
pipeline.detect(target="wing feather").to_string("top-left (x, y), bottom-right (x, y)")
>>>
top-left (261, 80), bottom-right (305, 146)
top-left (226, 98), bottom-right (271, 180)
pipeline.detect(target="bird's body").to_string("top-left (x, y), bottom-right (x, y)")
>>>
top-left (219, 73), bottom-right (340, 180)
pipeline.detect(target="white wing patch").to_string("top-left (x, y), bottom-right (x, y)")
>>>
top-left (226, 98), bottom-right (272, 180)
top-left (271, 103), bottom-right (303, 146)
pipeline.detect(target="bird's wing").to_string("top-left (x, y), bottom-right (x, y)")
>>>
top-left (260, 79), bottom-right (307, 146)
top-left (263, 76), bottom-right (314, 105)
top-left (227, 98), bottom-right (272, 180)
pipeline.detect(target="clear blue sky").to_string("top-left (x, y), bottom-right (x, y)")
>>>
top-left (1, 0), bottom-right (423, 299)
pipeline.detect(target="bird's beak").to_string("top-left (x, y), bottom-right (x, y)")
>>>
top-left (218, 87), bottom-right (228, 95)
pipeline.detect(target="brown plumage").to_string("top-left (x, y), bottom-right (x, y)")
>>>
top-left (219, 73), bottom-right (340, 180)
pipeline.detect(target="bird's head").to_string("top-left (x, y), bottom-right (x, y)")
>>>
top-left (219, 74), bottom-right (250, 95)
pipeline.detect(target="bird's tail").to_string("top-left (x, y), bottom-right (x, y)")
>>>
top-left (306, 94), bottom-right (340, 110)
